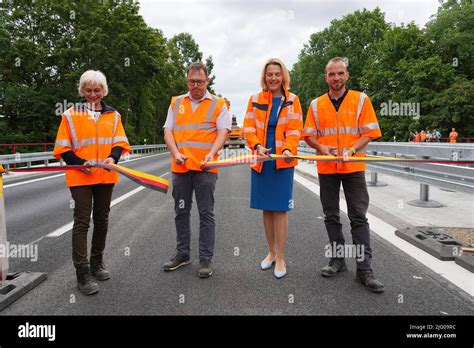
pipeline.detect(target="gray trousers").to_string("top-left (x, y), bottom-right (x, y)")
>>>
top-left (172, 171), bottom-right (217, 261)
top-left (318, 171), bottom-right (372, 270)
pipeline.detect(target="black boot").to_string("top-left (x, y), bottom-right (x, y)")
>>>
top-left (356, 269), bottom-right (385, 293)
top-left (76, 264), bottom-right (99, 295)
top-left (321, 258), bottom-right (347, 277)
top-left (90, 254), bottom-right (111, 281)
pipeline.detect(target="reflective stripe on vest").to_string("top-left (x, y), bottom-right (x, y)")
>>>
top-left (255, 119), bottom-right (265, 129)
top-left (356, 92), bottom-right (367, 133)
top-left (173, 95), bottom-right (219, 131)
top-left (245, 111), bottom-right (255, 119)
top-left (308, 93), bottom-right (379, 137)
top-left (113, 111), bottom-right (120, 136)
top-left (55, 139), bottom-right (72, 147)
top-left (173, 123), bottom-right (217, 131)
top-left (63, 109), bottom-right (80, 149)
top-left (286, 130), bottom-right (301, 137)
top-left (277, 116), bottom-right (288, 126)
top-left (310, 98), bottom-right (321, 133)
top-left (275, 140), bottom-right (285, 148)
top-left (176, 141), bottom-right (213, 150)
top-left (173, 95), bottom-right (185, 116)
top-left (302, 126), bottom-right (318, 137)
top-left (359, 122), bottom-right (380, 133)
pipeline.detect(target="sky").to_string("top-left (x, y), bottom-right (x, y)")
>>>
top-left (139, 0), bottom-right (441, 123)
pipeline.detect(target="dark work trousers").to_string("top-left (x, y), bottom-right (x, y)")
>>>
top-left (172, 171), bottom-right (217, 261)
top-left (69, 184), bottom-right (114, 267)
top-left (318, 171), bottom-right (372, 270)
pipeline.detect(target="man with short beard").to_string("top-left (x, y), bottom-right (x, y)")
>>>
top-left (303, 57), bottom-right (384, 293)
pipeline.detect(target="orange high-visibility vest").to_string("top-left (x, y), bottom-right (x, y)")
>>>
top-left (415, 133), bottom-right (421, 142)
top-left (170, 94), bottom-right (226, 173)
top-left (303, 90), bottom-right (382, 174)
top-left (449, 131), bottom-right (458, 143)
top-left (243, 90), bottom-right (303, 173)
top-left (53, 104), bottom-right (131, 187)
top-left (420, 132), bottom-right (427, 142)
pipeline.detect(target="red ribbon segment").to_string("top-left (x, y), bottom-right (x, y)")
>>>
top-left (0, 164), bottom-right (169, 193)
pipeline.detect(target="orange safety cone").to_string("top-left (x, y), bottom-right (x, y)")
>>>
top-left (0, 164), bottom-right (8, 284)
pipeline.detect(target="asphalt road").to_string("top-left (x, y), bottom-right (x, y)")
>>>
top-left (1, 152), bottom-right (473, 315)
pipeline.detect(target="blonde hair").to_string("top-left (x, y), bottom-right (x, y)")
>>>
top-left (260, 58), bottom-right (290, 91)
top-left (78, 70), bottom-right (108, 97)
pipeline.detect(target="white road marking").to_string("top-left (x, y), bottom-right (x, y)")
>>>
top-left (3, 152), bottom-right (169, 189)
top-left (294, 173), bottom-right (474, 297)
top-left (46, 171), bottom-right (170, 238)
top-left (46, 222), bottom-right (75, 238)
top-left (4, 173), bottom-right (65, 188)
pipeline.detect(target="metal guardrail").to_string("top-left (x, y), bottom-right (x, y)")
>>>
top-left (298, 142), bottom-right (474, 206)
top-left (364, 143), bottom-right (474, 196)
top-left (366, 142), bottom-right (474, 161)
top-left (0, 144), bottom-right (168, 169)
top-left (1, 141), bottom-right (472, 201)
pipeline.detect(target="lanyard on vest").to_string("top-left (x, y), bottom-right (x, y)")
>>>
top-left (275, 92), bottom-right (287, 120)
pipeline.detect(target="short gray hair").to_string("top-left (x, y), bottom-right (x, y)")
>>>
top-left (325, 57), bottom-right (348, 73)
top-left (186, 61), bottom-right (208, 77)
top-left (78, 70), bottom-right (108, 96)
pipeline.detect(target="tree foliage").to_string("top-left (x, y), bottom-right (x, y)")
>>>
top-left (0, 0), bottom-right (213, 145)
top-left (292, 2), bottom-right (474, 141)
top-left (291, 8), bottom-right (388, 111)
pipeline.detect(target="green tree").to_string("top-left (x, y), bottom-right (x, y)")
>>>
top-left (361, 1), bottom-right (474, 140)
top-left (167, 32), bottom-right (216, 93)
top-left (0, 1), bottom-right (215, 145)
top-left (425, 0), bottom-right (474, 80)
top-left (292, 2), bottom-right (474, 140)
top-left (291, 8), bottom-right (388, 112)
top-left (360, 23), bottom-right (456, 140)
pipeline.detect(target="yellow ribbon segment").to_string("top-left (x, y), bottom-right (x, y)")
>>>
top-left (270, 154), bottom-right (336, 161)
top-left (106, 164), bottom-right (170, 186)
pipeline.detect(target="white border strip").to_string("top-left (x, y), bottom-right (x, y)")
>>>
top-left (294, 173), bottom-right (473, 297)
top-left (3, 152), bottom-right (169, 189)
top-left (4, 173), bottom-right (65, 189)
top-left (47, 171), bottom-right (169, 238)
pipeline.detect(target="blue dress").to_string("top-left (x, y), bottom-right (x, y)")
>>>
top-left (250, 97), bottom-right (295, 212)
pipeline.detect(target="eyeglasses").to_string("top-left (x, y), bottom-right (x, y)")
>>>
top-left (186, 79), bottom-right (207, 86)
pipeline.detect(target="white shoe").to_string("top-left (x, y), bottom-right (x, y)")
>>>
top-left (260, 258), bottom-right (275, 270)
top-left (274, 262), bottom-right (287, 279)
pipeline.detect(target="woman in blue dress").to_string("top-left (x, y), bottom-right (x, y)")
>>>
top-left (243, 58), bottom-right (303, 279)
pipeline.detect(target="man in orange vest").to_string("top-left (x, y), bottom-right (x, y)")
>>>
top-left (303, 57), bottom-right (384, 293)
top-left (420, 130), bottom-right (427, 142)
top-left (414, 131), bottom-right (421, 142)
top-left (449, 128), bottom-right (458, 143)
top-left (163, 61), bottom-right (231, 278)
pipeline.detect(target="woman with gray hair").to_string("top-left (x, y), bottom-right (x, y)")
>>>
top-left (53, 70), bottom-right (131, 295)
